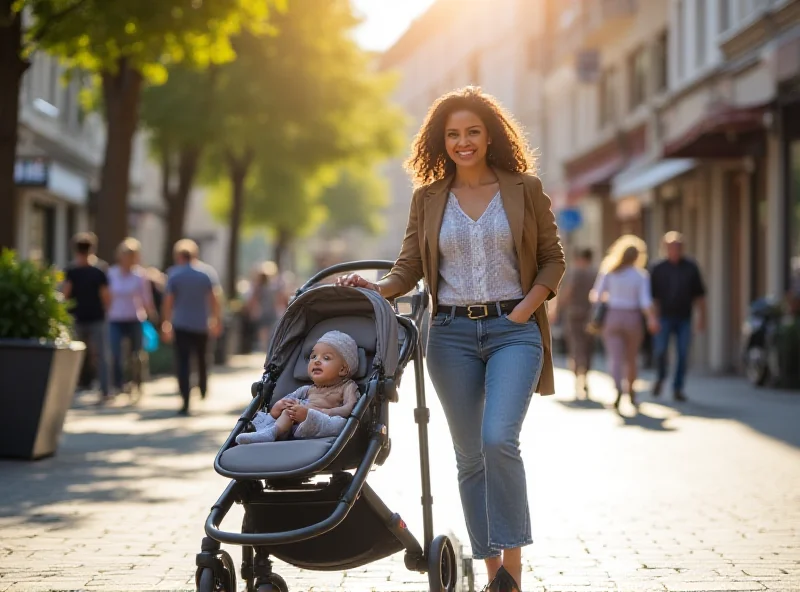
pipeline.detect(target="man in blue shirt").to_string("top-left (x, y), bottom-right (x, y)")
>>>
top-left (161, 239), bottom-right (222, 415)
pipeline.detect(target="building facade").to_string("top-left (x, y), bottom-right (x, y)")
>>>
top-left (379, 0), bottom-right (800, 376)
top-left (15, 53), bottom-right (104, 269)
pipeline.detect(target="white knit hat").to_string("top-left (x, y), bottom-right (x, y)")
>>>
top-left (316, 331), bottom-right (359, 377)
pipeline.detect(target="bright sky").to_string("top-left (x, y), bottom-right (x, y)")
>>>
top-left (351, 0), bottom-right (437, 52)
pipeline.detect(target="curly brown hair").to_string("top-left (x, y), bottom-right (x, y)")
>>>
top-left (404, 86), bottom-right (536, 187)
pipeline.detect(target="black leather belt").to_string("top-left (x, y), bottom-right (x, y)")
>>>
top-left (440, 299), bottom-right (524, 320)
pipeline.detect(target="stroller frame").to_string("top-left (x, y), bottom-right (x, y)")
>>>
top-left (195, 261), bottom-right (471, 592)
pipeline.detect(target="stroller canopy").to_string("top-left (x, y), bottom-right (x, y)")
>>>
top-left (265, 286), bottom-right (399, 379)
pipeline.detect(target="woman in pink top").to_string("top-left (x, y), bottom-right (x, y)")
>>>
top-left (107, 238), bottom-right (156, 393)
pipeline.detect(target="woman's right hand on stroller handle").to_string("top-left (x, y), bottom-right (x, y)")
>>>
top-left (336, 273), bottom-right (380, 293)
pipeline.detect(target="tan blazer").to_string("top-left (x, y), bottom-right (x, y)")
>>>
top-left (383, 167), bottom-right (566, 395)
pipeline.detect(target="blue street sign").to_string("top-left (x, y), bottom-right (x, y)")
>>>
top-left (557, 208), bottom-right (583, 233)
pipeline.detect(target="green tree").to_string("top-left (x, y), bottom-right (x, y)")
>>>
top-left (206, 0), bottom-right (404, 290)
top-left (140, 65), bottom-right (219, 269)
top-left (0, 0), bottom-right (279, 261)
top-left (319, 165), bottom-right (388, 237)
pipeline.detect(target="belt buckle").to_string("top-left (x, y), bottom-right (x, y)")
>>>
top-left (467, 304), bottom-right (489, 320)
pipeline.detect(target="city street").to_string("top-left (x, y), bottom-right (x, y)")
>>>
top-left (1, 354), bottom-right (799, 592)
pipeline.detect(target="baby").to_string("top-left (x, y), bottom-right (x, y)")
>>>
top-left (236, 330), bottom-right (360, 444)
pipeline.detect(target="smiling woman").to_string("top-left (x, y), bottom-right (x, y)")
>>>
top-left (337, 86), bottom-right (565, 592)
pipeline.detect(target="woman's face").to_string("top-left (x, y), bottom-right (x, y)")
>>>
top-left (444, 110), bottom-right (490, 169)
top-left (118, 250), bottom-right (135, 268)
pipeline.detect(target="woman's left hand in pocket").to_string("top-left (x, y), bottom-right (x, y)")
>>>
top-left (506, 308), bottom-right (530, 324)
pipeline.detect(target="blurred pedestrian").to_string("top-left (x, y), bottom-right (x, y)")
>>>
top-left (161, 239), bottom-right (222, 415)
top-left (591, 235), bottom-right (659, 410)
top-left (246, 262), bottom-right (280, 351)
top-left (107, 238), bottom-right (156, 395)
top-left (558, 248), bottom-right (597, 399)
top-left (650, 231), bottom-right (707, 402)
top-left (61, 232), bottom-right (111, 403)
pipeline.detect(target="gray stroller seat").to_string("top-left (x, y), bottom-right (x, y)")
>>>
top-left (217, 316), bottom-right (378, 476)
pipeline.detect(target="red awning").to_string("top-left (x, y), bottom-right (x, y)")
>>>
top-left (663, 103), bottom-right (770, 158)
top-left (566, 155), bottom-right (627, 204)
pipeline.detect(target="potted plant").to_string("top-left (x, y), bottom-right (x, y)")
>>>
top-left (0, 249), bottom-right (85, 460)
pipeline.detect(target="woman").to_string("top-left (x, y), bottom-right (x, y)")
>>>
top-left (338, 87), bottom-right (565, 592)
top-left (107, 238), bottom-right (156, 394)
top-left (590, 235), bottom-right (659, 410)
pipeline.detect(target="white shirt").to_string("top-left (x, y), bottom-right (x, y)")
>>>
top-left (437, 192), bottom-right (525, 306)
top-left (592, 266), bottom-right (653, 311)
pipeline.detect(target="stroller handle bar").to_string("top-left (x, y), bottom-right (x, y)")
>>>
top-left (297, 260), bottom-right (395, 294)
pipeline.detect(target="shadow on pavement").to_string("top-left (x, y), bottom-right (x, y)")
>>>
top-left (554, 356), bottom-right (800, 448)
top-left (617, 409), bottom-right (676, 432)
top-left (556, 398), bottom-right (608, 412)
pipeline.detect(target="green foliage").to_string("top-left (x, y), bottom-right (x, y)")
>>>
top-left (319, 166), bottom-right (388, 236)
top-left (22, 0), bottom-right (283, 82)
top-left (0, 249), bottom-right (72, 341)
top-left (206, 0), bottom-right (405, 239)
top-left (140, 64), bottom-right (218, 153)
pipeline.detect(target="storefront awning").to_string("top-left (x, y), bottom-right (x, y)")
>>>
top-left (566, 155), bottom-right (627, 203)
top-left (611, 158), bottom-right (697, 201)
top-left (663, 103), bottom-right (769, 158)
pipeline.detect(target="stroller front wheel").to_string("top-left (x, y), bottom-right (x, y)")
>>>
top-left (428, 534), bottom-right (457, 592)
top-left (256, 573), bottom-right (288, 592)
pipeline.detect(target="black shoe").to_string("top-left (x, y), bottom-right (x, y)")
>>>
top-left (177, 406), bottom-right (190, 416)
top-left (674, 391), bottom-right (687, 402)
top-left (652, 380), bottom-right (662, 397)
top-left (482, 566), bottom-right (520, 592)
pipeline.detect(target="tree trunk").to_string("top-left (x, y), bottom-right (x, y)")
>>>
top-left (0, 3), bottom-right (27, 251)
top-left (96, 59), bottom-right (143, 263)
top-left (225, 149), bottom-right (254, 297)
top-left (161, 144), bottom-right (201, 269)
top-left (272, 227), bottom-right (293, 271)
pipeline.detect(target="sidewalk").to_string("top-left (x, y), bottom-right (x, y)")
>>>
top-left (0, 355), bottom-right (439, 592)
top-left (1, 354), bottom-right (799, 591)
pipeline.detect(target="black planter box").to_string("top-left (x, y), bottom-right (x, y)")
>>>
top-left (0, 340), bottom-right (85, 460)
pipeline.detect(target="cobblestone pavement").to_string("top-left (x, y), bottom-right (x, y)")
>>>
top-left (0, 353), bottom-right (799, 592)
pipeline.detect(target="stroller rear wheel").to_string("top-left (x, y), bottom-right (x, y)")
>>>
top-left (428, 535), bottom-right (457, 592)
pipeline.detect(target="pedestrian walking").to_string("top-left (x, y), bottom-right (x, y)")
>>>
top-left (591, 235), bottom-right (659, 410)
top-left (161, 239), bottom-right (223, 416)
top-left (107, 238), bottom-right (156, 395)
top-left (557, 248), bottom-right (598, 399)
top-left (61, 232), bottom-right (111, 404)
top-left (245, 262), bottom-right (280, 352)
top-left (650, 231), bottom-right (707, 402)
top-left (337, 86), bottom-right (565, 592)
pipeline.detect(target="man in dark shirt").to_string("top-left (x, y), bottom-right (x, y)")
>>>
top-left (650, 231), bottom-right (707, 402)
top-left (62, 233), bottom-right (111, 402)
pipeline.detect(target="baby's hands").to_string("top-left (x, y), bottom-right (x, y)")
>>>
top-left (270, 399), bottom-right (289, 419)
top-left (286, 403), bottom-right (308, 423)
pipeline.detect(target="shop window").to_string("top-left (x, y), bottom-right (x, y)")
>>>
top-left (627, 45), bottom-right (648, 111)
top-left (598, 66), bottom-right (617, 128)
top-left (695, 0), bottom-right (707, 69)
top-left (719, 0), bottom-right (731, 33)
top-left (652, 31), bottom-right (668, 94)
top-left (29, 203), bottom-right (55, 265)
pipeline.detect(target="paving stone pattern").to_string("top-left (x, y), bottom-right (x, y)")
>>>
top-left (0, 353), bottom-right (798, 592)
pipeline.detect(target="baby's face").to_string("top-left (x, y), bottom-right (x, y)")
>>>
top-left (308, 343), bottom-right (348, 385)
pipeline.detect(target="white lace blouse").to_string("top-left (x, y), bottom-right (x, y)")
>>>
top-left (437, 191), bottom-right (525, 306)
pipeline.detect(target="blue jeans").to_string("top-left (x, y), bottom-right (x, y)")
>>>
top-left (654, 316), bottom-right (692, 392)
top-left (109, 320), bottom-right (143, 390)
top-left (74, 321), bottom-right (110, 396)
top-left (426, 310), bottom-right (544, 559)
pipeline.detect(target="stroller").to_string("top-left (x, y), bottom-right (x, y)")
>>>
top-left (195, 261), bottom-right (471, 592)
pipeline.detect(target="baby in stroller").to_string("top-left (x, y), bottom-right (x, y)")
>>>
top-left (235, 330), bottom-right (359, 444)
